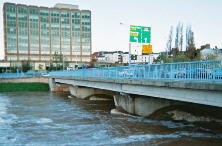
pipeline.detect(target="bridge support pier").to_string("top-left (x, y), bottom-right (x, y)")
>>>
top-left (114, 93), bottom-right (176, 117)
top-left (49, 78), bottom-right (69, 92)
top-left (69, 86), bottom-right (95, 99)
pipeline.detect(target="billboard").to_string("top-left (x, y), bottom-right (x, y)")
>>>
top-left (142, 45), bottom-right (152, 54)
top-left (130, 25), bottom-right (151, 43)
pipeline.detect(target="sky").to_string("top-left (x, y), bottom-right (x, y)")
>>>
top-left (0, 0), bottom-right (222, 59)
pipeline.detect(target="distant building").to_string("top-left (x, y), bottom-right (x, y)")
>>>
top-left (130, 53), bottom-right (159, 64)
top-left (3, 2), bottom-right (91, 68)
top-left (94, 51), bottom-right (159, 64)
top-left (200, 44), bottom-right (211, 50)
top-left (200, 48), bottom-right (222, 60)
top-left (216, 49), bottom-right (222, 60)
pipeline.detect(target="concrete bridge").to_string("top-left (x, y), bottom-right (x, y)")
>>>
top-left (49, 60), bottom-right (222, 117)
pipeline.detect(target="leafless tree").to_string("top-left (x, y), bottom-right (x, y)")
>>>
top-left (185, 26), bottom-right (197, 60)
top-left (175, 23), bottom-right (180, 49)
top-left (186, 26), bottom-right (195, 49)
top-left (166, 26), bottom-right (173, 54)
top-left (179, 23), bottom-right (184, 52)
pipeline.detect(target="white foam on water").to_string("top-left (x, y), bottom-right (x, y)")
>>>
top-left (111, 134), bottom-right (178, 144)
top-left (0, 100), bottom-right (8, 115)
top-left (92, 130), bottom-right (108, 140)
top-left (36, 118), bottom-right (53, 124)
top-left (111, 109), bottom-right (139, 118)
top-left (0, 117), bottom-right (5, 123)
top-left (0, 95), bottom-right (18, 145)
top-left (111, 132), bottom-right (222, 145)
top-left (0, 96), bottom-right (13, 124)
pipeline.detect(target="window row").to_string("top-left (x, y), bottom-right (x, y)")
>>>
top-left (18, 7), bottom-right (27, 14)
top-left (18, 30), bottom-right (28, 35)
top-left (7, 28), bottom-right (16, 34)
top-left (7, 38), bottom-right (16, 43)
top-left (18, 39), bottom-right (28, 43)
top-left (40, 10), bottom-right (49, 16)
top-left (6, 21), bottom-right (16, 27)
top-left (18, 22), bottom-right (28, 27)
top-left (18, 15), bottom-right (28, 21)
top-left (29, 8), bottom-right (38, 15)
top-left (29, 18), bottom-right (39, 22)
top-left (6, 13), bottom-right (16, 20)
top-left (5, 5), bottom-right (16, 12)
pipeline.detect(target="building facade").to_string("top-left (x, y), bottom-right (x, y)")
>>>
top-left (200, 48), bottom-right (222, 60)
top-left (95, 51), bottom-right (160, 64)
top-left (3, 3), bottom-right (91, 68)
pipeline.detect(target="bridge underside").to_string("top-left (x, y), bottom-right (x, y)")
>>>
top-left (50, 78), bottom-right (222, 108)
top-left (48, 77), bottom-right (222, 117)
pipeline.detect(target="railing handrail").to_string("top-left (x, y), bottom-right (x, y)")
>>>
top-left (48, 60), bottom-right (222, 82)
top-left (0, 72), bottom-right (45, 79)
top-left (1, 60), bottom-right (222, 81)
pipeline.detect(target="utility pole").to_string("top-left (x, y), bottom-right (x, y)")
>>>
top-left (129, 42), bottom-right (131, 66)
top-left (63, 54), bottom-right (65, 70)
top-left (120, 22), bottom-right (131, 66)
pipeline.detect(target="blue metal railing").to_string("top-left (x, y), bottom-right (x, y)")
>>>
top-left (0, 72), bottom-right (44, 79)
top-left (49, 60), bottom-right (222, 82)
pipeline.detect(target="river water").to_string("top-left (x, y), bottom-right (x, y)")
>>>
top-left (0, 92), bottom-right (222, 145)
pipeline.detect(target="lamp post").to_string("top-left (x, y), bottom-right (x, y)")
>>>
top-left (59, 51), bottom-right (65, 70)
top-left (129, 43), bottom-right (131, 66)
top-left (62, 52), bottom-right (65, 70)
top-left (120, 22), bottom-right (131, 66)
top-left (76, 53), bottom-right (78, 69)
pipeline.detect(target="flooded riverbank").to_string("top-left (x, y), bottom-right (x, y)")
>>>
top-left (0, 92), bottom-right (221, 145)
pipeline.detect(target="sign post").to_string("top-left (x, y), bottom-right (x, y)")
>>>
top-left (129, 25), bottom-right (151, 65)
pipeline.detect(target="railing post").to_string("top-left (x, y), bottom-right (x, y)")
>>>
top-left (170, 63), bottom-right (172, 80)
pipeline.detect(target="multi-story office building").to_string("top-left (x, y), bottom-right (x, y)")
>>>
top-left (3, 3), bottom-right (91, 68)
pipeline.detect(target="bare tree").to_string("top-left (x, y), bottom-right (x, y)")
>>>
top-left (179, 23), bottom-right (184, 52)
top-left (166, 26), bottom-right (173, 54)
top-left (185, 26), bottom-right (190, 50)
top-left (175, 23), bottom-right (180, 49)
top-left (186, 26), bottom-right (195, 49)
top-left (185, 26), bottom-right (197, 60)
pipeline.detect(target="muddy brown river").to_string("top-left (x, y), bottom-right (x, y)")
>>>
top-left (0, 92), bottom-right (221, 145)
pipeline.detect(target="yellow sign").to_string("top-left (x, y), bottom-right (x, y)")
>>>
top-left (142, 45), bottom-right (152, 54)
top-left (130, 27), bottom-right (137, 31)
top-left (130, 33), bottom-right (138, 37)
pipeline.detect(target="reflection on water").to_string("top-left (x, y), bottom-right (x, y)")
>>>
top-left (0, 92), bottom-right (221, 145)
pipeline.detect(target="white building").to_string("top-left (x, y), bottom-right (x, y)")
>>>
top-left (96, 51), bottom-right (160, 64)
top-left (122, 53), bottom-right (129, 64)
top-left (130, 53), bottom-right (159, 64)
top-left (200, 48), bottom-right (222, 60)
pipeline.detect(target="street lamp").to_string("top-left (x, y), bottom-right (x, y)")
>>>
top-left (120, 22), bottom-right (131, 66)
top-left (59, 51), bottom-right (65, 70)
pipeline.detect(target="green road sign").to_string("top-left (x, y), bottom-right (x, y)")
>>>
top-left (130, 25), bottom-right (151, 43)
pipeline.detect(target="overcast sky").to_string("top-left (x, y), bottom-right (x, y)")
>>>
top-left (1, 0), bottom-right (222, 59)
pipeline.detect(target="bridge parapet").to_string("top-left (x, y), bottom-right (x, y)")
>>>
top-left (49, 60), bottom-right (222, 82)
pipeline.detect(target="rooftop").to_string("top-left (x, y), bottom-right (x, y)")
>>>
top-left (54, 3), bottom-right (79, 10)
